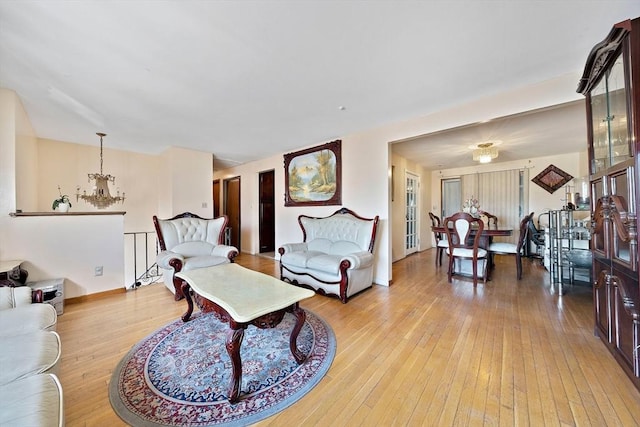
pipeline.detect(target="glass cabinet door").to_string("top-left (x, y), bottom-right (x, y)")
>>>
top-left (591, 77), bottom-right (609, 173)
top-left (611, 169), bottom-right (632, 264)
top-left (592, 178), bottom-right (606, 254)
top-left (608, 56), bottom-right (630, 165)
top-left (589, 53), bottom-right (631, 174)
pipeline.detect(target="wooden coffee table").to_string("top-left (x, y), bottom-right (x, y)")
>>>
top-left (176, 263), bottom-right (315, 403)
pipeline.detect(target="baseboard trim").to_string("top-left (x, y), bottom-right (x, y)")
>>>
top-left (65, 287), bottom-right (126, 305)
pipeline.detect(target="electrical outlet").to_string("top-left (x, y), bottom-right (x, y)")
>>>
top-left (95, 266), bottom-right (103, 276)
top-left (202, 202), bottom-right (208, 208)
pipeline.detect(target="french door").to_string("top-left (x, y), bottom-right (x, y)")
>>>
top-left (405, 172), bottom-right (419, 255)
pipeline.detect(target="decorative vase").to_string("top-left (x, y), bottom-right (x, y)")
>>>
top-left (56, 203), bottom-right (70, 213)
top-left (462, 206), bottom-right (480, 218)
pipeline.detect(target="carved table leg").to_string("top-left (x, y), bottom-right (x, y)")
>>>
top-left (181, 281), bottom-right (194, 322)
top-left (289, 303), bottom-right (308, 364)
top-left (226, 321), bottom-right (245, 403)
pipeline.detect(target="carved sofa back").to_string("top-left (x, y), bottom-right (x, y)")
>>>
top-left (279, 207), bottom-right (379, 303)
top-left (300, 212), bottom-right (377, 255)
top-left (155, 215), bottom-right (227, 256)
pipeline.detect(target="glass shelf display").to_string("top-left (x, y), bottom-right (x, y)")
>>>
top-left (546, 209), bottom-right (591, 296)
top-left (589, 54), bottom-right (631, 174)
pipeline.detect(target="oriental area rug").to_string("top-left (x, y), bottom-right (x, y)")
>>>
top-left (109, 310), bottom-right (335, 426)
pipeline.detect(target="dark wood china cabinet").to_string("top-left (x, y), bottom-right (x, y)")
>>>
top-left (577, 17), bottom-right (640, 390)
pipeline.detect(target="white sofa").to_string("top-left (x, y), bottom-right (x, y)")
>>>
top-left (0, 286), bottom-right (63, 427)
top-left (153, 212), bottom-right (239, 300)
top-left (279, 208), bottom-right (379, 303)
top-left (0, 286), bottom-right (57, 334)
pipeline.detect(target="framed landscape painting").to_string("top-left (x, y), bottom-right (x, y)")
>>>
top-left (284, 140), bottom-right (342, 207)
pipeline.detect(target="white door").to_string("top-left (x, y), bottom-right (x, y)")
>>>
top-left (405, 172), bottom-right (419, 255)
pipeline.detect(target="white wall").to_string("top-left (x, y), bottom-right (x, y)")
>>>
top-left (0, 91), bottom-right (123, 297)
top-left (36, 138), bottom-right (159, 232)
top-left (0, 89), bottom-right (18, 223)
top-left (15, 96), bottom-right (38, 213)
top-left (34, 138), bottom-right (214, 233)
top-left (393, 148), bottom-right (589, 255)
top-left (430, 151), bottom-right (589, 231)
top-left (215, 136), bottom-right (391, 286)
top-left (5, 214), bottom-right (125, 298)
top-left (1, 88), bottom-right (215, 296)
top-left (2, 71), bottom-right (587, 292)
top-left (162, 146), bottom-right (214, 219)
top-left (390, 152), bottom-right (431, 262)
top-left (215, 73), bottom-right (586, 284)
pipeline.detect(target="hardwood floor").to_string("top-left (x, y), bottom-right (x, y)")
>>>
top-left (57, 251), bottom-right (640, 426)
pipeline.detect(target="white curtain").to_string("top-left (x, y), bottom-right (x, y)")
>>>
top-left (460, 169), bottom-right (529, 244)
top-left (460, 174), bottom-right (478, 204)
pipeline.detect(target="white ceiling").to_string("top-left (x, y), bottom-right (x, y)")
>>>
top-left (392, 100), bottom-right (587, 170)
top-left (1, 1), bottom-right (639, 170)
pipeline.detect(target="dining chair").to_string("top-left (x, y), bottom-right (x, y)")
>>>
top-left (526, 215), bottom-right (546, 261)
top-left (479, 210), bottom-right (498, 228)
top-left (429, 212), bottom-right (448, 267)
top-left (444, 212), bottom-right (488, 287)
top-left (487, 212), bottom-right (534, 280)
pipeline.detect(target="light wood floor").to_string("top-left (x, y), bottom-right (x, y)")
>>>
top-left (57, 251), bottom-right (640, 426)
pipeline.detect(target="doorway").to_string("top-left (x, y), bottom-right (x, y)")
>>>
top-left (224, 176), bottom-right (241, 249)
top-left (212, 179), bottom-right (220, 218)
top-left (258, 170), bottom-right (275, 254)
top-left (405, 171), bottom-right (419, 256)
top-left (441, 178), bottom-right (461, 219)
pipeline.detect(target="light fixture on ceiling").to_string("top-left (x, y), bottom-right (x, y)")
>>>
top-left (472, 142), bottom-right (499, 163)
top-left (76, 132), bottom-right (125, 209)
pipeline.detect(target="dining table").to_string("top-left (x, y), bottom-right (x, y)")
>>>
top-left (431, 224), bottom-right (513, 249)
top-left (431, 223), bottom-right (513, 279)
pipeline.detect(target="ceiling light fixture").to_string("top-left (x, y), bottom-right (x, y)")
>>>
top-left (76, 132), bottom-right (125, 209)
top-left (473, 142), bottom-right (499, 163)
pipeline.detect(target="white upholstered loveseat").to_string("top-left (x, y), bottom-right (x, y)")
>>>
top-left (278, 208), bottom-right (379, 303)
top-left (0, 286), bottom-right (64, 427)
top-left (153, 212), bottom-right (238, 300)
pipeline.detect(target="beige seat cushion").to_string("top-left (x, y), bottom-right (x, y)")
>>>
top-left (0, 331), bottom-right (61, 385)
top-left (0, 373), bottom-right (64, 427)
top-left (0, 303), bottom-right (57, 337)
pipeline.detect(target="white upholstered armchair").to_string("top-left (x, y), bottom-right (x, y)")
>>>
top-left (153, 212), bottom-right (238, 300)
top-left (278, 208), bottom-right (379, 303)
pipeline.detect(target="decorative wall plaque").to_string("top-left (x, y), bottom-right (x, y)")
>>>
top-left (531, 164), bottom-right (573, 194)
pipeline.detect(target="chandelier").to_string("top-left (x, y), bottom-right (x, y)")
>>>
top-left (76, 132), bottom-right (125, 209)
top-left (472, 142), bottom-right (499, 163)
